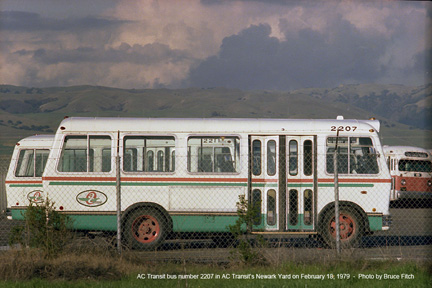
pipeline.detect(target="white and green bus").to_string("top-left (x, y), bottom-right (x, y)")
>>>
top-left (6, 117), bottom-right (392, 249)
top-left (6, 134), bottom-right (53, 206)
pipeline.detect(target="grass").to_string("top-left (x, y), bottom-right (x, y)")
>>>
top-left (0, 248), bottom-right (430, 287)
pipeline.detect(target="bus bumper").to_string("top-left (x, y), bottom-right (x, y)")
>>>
top-left (382, 215), bottom-right (392, 231)
top-left (397, 190), bottom-right (432, 200)
top-left (2, 208), bottom-right (12, 220)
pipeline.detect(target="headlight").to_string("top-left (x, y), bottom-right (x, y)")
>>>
top-left (401, 179), bottom-right (406, 186)
top-left (428, 180), bottom-right (432, 187)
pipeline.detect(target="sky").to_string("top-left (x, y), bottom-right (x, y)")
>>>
top-left (0, 0), bottom-right (430, 90)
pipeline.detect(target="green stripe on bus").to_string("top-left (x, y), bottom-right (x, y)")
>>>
top-left (50, 182), bottom-right (116, 186)
top-left (318, 183), bottom-right (374, 187)
top-left (122, 182), bottom-right (247, 187)
top-left (288, 183), bottom-right (374, 188)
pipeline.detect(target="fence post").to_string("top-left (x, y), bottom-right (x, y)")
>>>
top-left (0, 170), bottom-right (5, 214)
top-left (333, 130), bottom-right (341, 254)
top-left (116, 131), bottom-right (122, 254)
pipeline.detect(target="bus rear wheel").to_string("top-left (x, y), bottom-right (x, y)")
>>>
top-left (320, 208), bottom-right (363, 248)
top-left (125, 207), bottom-right (168, 250)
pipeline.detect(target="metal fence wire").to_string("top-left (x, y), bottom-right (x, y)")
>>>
top-left (1, 135), bottom-right (431, 261)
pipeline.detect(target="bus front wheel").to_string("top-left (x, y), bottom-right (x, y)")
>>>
top-left (125, 207), bottom-right (168, 250)
top-left (320, 208), bottom-right (363, 248)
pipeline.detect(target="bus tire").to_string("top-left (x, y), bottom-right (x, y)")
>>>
top-left (320, 207), bottom-right (363, 249)
top-left (124, 207), bottom-right (168, 250)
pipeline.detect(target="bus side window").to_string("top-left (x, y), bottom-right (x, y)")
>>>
top-left (58, 135), bottom-right (112, 172)
top-left (252, 189), bottom-right (262, 225)
top-left (35, 149), bottom-right (49, 177)
top-left (146, 150), bottom-right (154, 171)
top-left (304, 189), bottom-right (313, 225)
top-left (123, 148), bottom-right (137, 172)
top-left (89, 136), bottom-right (111, 172)
top-left (157, 150), bottom-right (164, 172)
top-left (15, 149), bottom-right (35, 177)
top-left (350, 137), bottom-right (378, 174)
top-left (267, 140), bottom-right (276, 176)
top-left (326, 137), bottom-right (348, 174)
top-left (267, 189), bottom-right (276, 226)
top-left (252, 140), bottom-right (261, 176)
top-left (188, 136), bottom-right (239, 173)
top-left (326, 137), bottom-right (378, 174)
top-left (303, 140), bottom-right (313, 176)
top-left (215, 147), bottom-right (235, 172)
top-left (58, 136), bottom-right (87, 172)
top-left (102, 149), bottom-right (112, 172)
top-left (124, 136), bottom-right (175, 173)
top-left (198, 147), bottom-right (213, 172)
top-left (289, 140), bottom-right (298, 176)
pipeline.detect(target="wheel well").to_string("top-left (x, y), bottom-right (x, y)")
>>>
top-left (318, 201), bottom-right (369, 234)
top-left (122, 202), bottom-right (173, 233)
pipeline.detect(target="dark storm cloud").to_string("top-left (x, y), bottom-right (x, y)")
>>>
top-left (0, 10), bottom-right (128, 32)
top-left (188, 16), bottom-right (388, 90)
top-left (1, 1), bottom-right (427, 89)
top-left (412, 48), bottom-right (432, 78)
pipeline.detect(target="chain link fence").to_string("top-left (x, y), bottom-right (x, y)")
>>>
top-left (1, 133), bottom-right (431, 262)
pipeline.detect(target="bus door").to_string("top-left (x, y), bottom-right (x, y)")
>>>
top-left (286, 136), bottom-right (316, 231)
top-left (250, 136), bottom-right (279, 231)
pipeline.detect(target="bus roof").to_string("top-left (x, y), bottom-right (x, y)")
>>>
top-left (57, 117), bottom-right (381, 134)
top-left (383, 146), bottom-right (430, 153)
top-left (16, 134), bottom-right (55, 148)
top-left (383, 145), bottom-right (432, 158)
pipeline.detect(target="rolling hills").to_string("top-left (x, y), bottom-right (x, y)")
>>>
top-left (0, 83), bottom-right (431, 156)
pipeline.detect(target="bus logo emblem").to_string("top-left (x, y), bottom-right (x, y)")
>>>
top-left (77, 190), bottom-right (107, 207)
top-left (27, 190), bottom-right (44, 204)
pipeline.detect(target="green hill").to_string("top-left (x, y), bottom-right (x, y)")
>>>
top-left (0, 84), bottom-right (430, 156)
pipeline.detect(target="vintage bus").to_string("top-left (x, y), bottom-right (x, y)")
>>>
top-left (383, 146), bottom-right (432, 201)
top-left (6, 117), bottom-right (392, 249)
top-left (5, 135), bottom-right (54, 208)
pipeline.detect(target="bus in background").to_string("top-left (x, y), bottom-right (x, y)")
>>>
top-left (383, 146), bottom-right (432, 201)
top-left (6, 117), bottom-right (392, 249)
top-left (5, 135), bottom-right (54, 214)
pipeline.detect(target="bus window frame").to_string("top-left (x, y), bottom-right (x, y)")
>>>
top-left (121, 134), bottom-right (177, 174)
top-left (186, 134), bottom-right (241, 175)
top-left (325, 135), bottom-right (380, 176)
top-left (56, 133), bottom-right (114, 174)
top-left (15, 148), bottom-right (50, 178)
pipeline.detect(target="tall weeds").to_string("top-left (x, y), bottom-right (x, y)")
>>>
top-left (9, 198), bottom-right (73, 258)
top-left (228, 195), bottom-right (267, 265)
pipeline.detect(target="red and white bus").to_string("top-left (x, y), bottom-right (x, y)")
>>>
top-left (384, 146), bottom-right (432, 200)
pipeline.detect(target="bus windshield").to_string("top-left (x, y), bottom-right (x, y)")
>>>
top-left (399, 159), bottom-right (432, 173)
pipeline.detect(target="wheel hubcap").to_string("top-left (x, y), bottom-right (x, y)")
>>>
top-left (132, 215), bottom-right (160, 243)
top-left (330, 213), bottom-right (356, 240)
